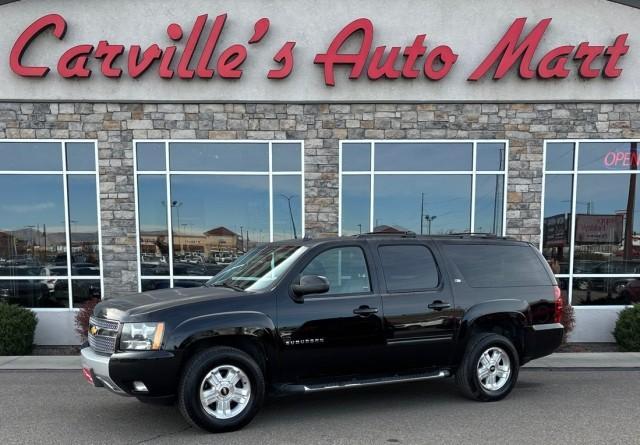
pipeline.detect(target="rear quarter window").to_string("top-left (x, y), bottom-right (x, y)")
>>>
top-left (442, 243), bottom-right (551, 288)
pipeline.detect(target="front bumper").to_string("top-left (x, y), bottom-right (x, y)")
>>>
top-left (80, 347), bottom-right (129, 396)
top-left (523, 322), bottom-right (564, 363)
top-left (80, 347), bottom-right (181, 398)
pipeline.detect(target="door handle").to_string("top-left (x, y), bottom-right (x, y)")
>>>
top-left (428, 301), bottom-right (451, 311)
top-left (353, 305), bottom-right (378, 316)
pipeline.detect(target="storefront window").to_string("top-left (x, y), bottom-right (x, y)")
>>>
top-left (134, 141), bottom-right (304, 290)
top-left (339, 141), bottom-right (507, 236)
top-left (542, 141), bottom-right (640, 306)
top-left (0, 141), bottom-right (102, 308)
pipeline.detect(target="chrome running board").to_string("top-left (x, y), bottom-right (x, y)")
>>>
top-left (276, 370), bottom-right (450, 394)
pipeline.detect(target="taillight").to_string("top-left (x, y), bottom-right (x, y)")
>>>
top-left (554, 285), bottom-right (563, 324)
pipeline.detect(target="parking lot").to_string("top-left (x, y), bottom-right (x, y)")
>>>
top-left (1, 369), bottom-right (638, 444)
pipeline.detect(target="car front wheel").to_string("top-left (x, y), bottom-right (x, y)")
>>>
top-left (455, 333), bottom-right (519, 402)
top-left (178, 346), bottom-right (265, 433)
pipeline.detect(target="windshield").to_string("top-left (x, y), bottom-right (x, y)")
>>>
top-left (205, 244), bottom-right (308, 292)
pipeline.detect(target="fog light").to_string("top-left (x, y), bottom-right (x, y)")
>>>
top-left (132, 381), bottom-right (148, 392)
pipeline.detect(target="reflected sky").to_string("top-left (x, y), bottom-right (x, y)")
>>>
top-left (170, 175), bottom-right (269, 237)
top-left (170, 142), bottom-right (269, 171)
top-left (374, 175), bottom-right (471, 234)
top-left (273, 175), bottom-right (302, 240)
top-left (0, 142), bottom-right (61, 171)
top-left (342, 175), bottom-right (370, 235)
top-left (475, 175), bottom-right (504, 234)
top-left (375, 143), bottom-right (472, 171)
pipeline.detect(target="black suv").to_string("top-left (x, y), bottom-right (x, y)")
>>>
top-left (81, 233), bottom-right (564, 433)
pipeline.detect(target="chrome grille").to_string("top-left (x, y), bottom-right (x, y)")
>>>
top-left (88, 316), bottom-right (120, 355)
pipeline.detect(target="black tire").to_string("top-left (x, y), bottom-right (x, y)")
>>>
top-left (455, 333), bottom-right (519, 402)
top-left (178, 346), bottom-right (265, 433)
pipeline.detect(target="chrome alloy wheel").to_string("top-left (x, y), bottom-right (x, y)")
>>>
top-left (476, 346), bottom-right (511, 392)
top-left (199, 365), bottom-right (251, 420)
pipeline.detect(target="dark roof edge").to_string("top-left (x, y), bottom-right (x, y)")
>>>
top-left (0, 0), bottom-right (19, 6)
top-left (608, 0), bottom-right (640, 8)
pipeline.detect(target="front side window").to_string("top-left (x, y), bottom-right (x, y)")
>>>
top-left (379, 245), bottom-right (439, 291)
top-left (340, 141), bottom-right (507, 236)
top-left (0, 141), bottom-right (102, 308)
top-left (135, 141), bottom-right (304, 291)
top-left (542, 141), bottom-right (640, 306)
top-left (301, 247), bottom-right (371, 295)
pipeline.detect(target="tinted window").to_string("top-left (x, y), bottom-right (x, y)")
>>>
top-left (169, 142), bottom-right (268, 171)
top-left (546, 142), bottom-right (574, 171)
top-left (136, 142), bottom-right (166, 171)
top-left (342, 175), bottom-right (370, 236)
top-left (272, 143), bottom-right (301, 172)
top-left (375, 143), bottom-right (472, 171)
top-left (0, 142), bottom-right (62, 171)
top-left (379, 245), bottom-right (439, 291)
top-left (66, 143), bottom-right (95, 171)
top-left (342, 143), bottom-right (371, 171)
top-left (443, 244), bottom-right (550, 287)
top-left (476, 143), bottom-right (506, 171)
top-left (302, 247), bottom-right (370, 295)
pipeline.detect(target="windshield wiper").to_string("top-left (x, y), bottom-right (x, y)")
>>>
top-left (212, 281), bottom-right (244, 292)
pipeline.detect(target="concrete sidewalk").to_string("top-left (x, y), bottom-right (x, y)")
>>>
top-left (1, 352), bottom-right (640, 371)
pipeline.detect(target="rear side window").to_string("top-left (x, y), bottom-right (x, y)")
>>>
top-left (443, 244), bottom-right (550, 288)
top-left (379, 245), bottom-right (439, 291)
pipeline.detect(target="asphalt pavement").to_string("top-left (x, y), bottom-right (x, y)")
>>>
top-left (0, 369), bottom-right (638, 444)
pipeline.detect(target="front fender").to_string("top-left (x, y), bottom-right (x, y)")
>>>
top-left (165, 311), bottom-right (276, 351)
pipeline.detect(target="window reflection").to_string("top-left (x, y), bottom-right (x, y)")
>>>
top-left (0, 141), bottom-right (101, 309)
top-left (573, 174), bottom-right (639, 273)
top-left (579, 142), bottom-right (639, 171)
top-left (476, 143), bottom-right (506, 171)
top-left (475, 175), bottom-right (504, 235)
top-left (342, 143), bottom-right (371, 172)
top-left (170, 175), bottom-right (269, 277)
top-left (66, 143), bottom-right (95, 171)
top-left (272, 143), bottom-right (302, 172)
top-left (545, 142), bottom-right (574, 171)
top-left (376, 143), bottom-right (472, 171)
top-left (68, 176), bottom-right (100, 275)
top-left (542, 175), bottom-right (573, 274)
top-left (170, 142), bottom-right (269, 171)
top-left (0, 175), bottom-right (67, 275)
top-left (342, 175), bottom-right (370, 236)
top-left (374, 175), bottom-right (471, 234)
top-left (136, 142), bottom-right (166, 171)
top-left (0, 142), bottom-right (61, 171)
top-left (138, 176), bottom-right (169, 277)
top-left (273, 176), bottom-right (302, 241)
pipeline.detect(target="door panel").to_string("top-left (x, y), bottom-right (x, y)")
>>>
top-left (276, 244), bottom-right (385, 381)
top-left (376, 242), bottom-right (456, 370)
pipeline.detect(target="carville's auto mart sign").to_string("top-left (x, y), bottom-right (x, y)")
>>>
top-left (0, 0), bottom-right (638, 102)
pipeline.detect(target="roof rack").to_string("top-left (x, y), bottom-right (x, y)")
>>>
top-left (356, 231), bottom-right (417, 238)
top-left (444, 232), bottom-right (512, 240)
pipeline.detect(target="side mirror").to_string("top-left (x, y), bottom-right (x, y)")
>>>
top-left (291, 275), bottom-right (330, 300)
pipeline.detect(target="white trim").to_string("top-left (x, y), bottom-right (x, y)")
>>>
top-left (541, 139), bottom-right (640, 308)
top-left (133, 140), bottom-right (305, 289)
top-left (338, 140), bottom-right (509, 236)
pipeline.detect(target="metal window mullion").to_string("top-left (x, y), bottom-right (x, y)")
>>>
top-left (338, 141), bottom-right (343, 236)
top-left (539, 141), bottom-right (548, 251)
top-left (370, 142), bottom-right (375, 232)
top-left (93, 141), bottom-right (105, 300)
top-left (133, 142), bottom-right (142, 292)
top-left (268, 142), bottom-right (274, 242)
top-left (471, 141), bottom-right (477, 232)
top-left (568, 142), bottom-right (580, 305)
top-left (300, 142), bottom-right (305, 238)
top-left (61, 142), bottom-right (73, 309)
top-left (165, 142), bottom-right (174, 288)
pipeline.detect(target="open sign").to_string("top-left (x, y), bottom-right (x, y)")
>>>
top-left (603, 150), bottom-right (640, 169)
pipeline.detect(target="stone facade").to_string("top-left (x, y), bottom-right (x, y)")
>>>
top-left (1, 101), bottom-right (640, 297)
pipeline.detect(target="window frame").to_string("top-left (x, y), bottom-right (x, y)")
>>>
top-left (133, 140), bottom-right (305, 292)
top-left (377, 243), bottom-right (441, 293)
top-left (296, 244), bottom-right (373, 299)
top-left (541, 139), bottom-right (640, 308)
top-left (338, 140), bottom-right (509, 236)
top-left (0, 139), bottom-right (103, 311)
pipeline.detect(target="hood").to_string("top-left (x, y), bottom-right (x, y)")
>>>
top-left (93, 286), bottom-right (239, 321)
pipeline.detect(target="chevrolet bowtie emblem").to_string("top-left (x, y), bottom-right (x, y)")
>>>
top-left (89, 325), bottom-right (98, 336)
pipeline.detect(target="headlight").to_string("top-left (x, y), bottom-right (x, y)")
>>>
top-left (120, 322), bottom-right (165, 351)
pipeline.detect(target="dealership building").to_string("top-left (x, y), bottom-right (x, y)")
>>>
top-left (0, 0), bottom-right (639, 345)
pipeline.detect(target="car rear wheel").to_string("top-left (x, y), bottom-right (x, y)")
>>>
top-left (455, 333), bottom-right (519, 402)
top-left (178, 346), bottom-right (265, 433)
